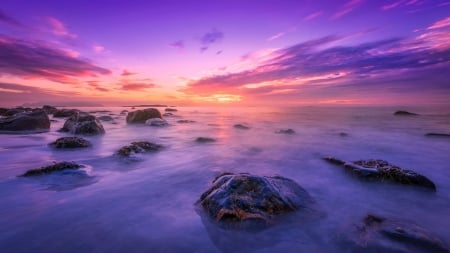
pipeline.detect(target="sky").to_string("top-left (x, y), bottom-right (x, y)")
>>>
top-left (0, 0), bottom-right (450, 106)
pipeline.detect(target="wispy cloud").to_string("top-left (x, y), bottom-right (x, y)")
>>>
top-left (333, 0), bottom-right (364, 19)
top-left (93, 44), bottom-right (105, 53)
top-left (381, 0), bottom-right (420, 11)
top-left (427, 16), bottom-right (450, 30)
top-left (121, 69), bottom-right (137, 76)
top-left (169, 40), bottom-right (185, 50)
top-left (120, 82), bottom-right (156, 91)
top-left (0, 9), bottom-right (23, 27)
top-left (45, 17), bottom-right (77, 39)
top-left (304, 11), bottom-right (323, 21)
top-left (267, 32), bottom-right (285, 41)
top-left (200, 28), bottom-right (224, 52)
top-left (0, 35), bottom-right (111, 83)
top-left (87, 81), bottom-right (110, 92)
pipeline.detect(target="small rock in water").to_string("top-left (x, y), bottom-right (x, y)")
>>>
top-left (344, 214), bottom-right (448, 253)
top-left (50, 137), bottom-right (91, 148)
top-left (53, 109), bottom-right (79, 118)
top-left (120, 110), bottom-right (128, 115)
top-left (60, 112), bottom-right (105, 135)
top-left (394, 110), bottom-right (418, 116)
top-left (165, 108), bottom-right (178, 112)
top-left (275, 128), bottom-right (295, 134)
top-left (126, 108), bottom-right (162, 123)
top-left (323, 157), bottom-right (436, 191)
top-left (234, 124), bottom-right (250, 130)
top-left (177, 120), bottom-right (196, 123)
top-left (196, 137), bottom-right (216, 143)
top-left (425, 133), bottom-right (450, 138)
top-left (163, 112), bottom-right (175, 117)
top-left (21, 161), bottom-right (84, 177)
top-left (339, 132), bottom-right (348, 137)
top-left (116, 141), bottom-right (163, 157)
top-left (98, 115), bottom-right (114, 122)
top-left (145, 118), bottom-right (169, 127)
top-left (198, 173), bottom-right (316, 228)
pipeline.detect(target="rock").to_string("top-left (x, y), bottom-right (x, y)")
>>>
top-left (98, 115), bottom-right (114, 122)
top-left (5, 108), bottom-right (26, 116)
top-left (323, 157), bottom-right (436, 191)
top-left (89, 110), bottom-right (111, 113)
top-left (50, 137), bottom-right (91, 148)
top-left (145, 118), bottom-right (168, 127)
top-left (165, 108), bottom-right (178, 112)
top-left (177, 120), bottom-right (196, 123)
top-left (345, 214), bottom-right (448, 253)
top-left (0, 108), bottom-right (8, 116)
top-left (339, 132), bottom-right (348, 137)
top-left (116, 141), bottom-right (163, 157)
top-left (275, 129), bottom-right (295, 134)
top-left (120, 110), bottom-right (128, 115)
top-left (126, 108), bottom-right (162, 123)
top-left (21, 161), bottom-right (84, 177)
top-left (60, 112), bottom-right (105, 135)
top-left (53, 109), bottom-right (79, 118)
top-left (163, 112), bottom-right (175, 117)
top-left (394, 111), bottom-right (418, 116)
top-left (196, 137), bottom-right (216, 143)
top-left (425, 133), bottom-right (450, 138)
top-left (0, 110), bottom-right (50, 132)
top-left (234, 124), bottom-right (250, 130)
top-left (198, 173), bottom-right (315, 227)
top-left (42, 105), bottom-right (57, 115)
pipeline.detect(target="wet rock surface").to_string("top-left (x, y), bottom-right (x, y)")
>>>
top-left (394, 111), bottom-right (418, 116)
top-left (53, 109), bottom-right (79, 118)
top-left (21, 161), bottom-right (84, 177)
top-left (343, 214), bottom-right (448, 253)
top-left (50, 137), bottom-right (92, 148)
top-left (196, 137), bottom-right (216, 143)
top-left (0, 110), bottom-right (50, 132)
top-left (60, 112), bottom-right (105, 135)
top-left (198, 173), bottom-right (316, 228)
top-left (126, 108), bottom-right (162, 123)
top-left (116, 141), bottom-right (163, 157)
top-left (234, 124), bottom-right (250, 130)
top-left (323, 157), bottom-right (436, 191)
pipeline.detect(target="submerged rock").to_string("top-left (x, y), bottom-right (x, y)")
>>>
top-left (425, 133), bottom-right (450, 138)
top-left (60, 112), bottom-right (105, 135)
top-left (126, 108), bottom-right (162, 123)
top-left (234, 124), bottom-right (250, 130)
top-left (178, 120), bottom-right (196, 124)
top-left (394, 110), bottom-right (418, 116)
top-left (98, 115), bottom-right (114, 122)
top-left (116, 141), bottom-right (163, 157)
top-left (0, 110), bottom-right (50, 132)
top-left (42, 105), bottom-right (57, 115)
top-left (145, 118), bottom-right (169, 127)
top-left (165, 108), bottom-right (178, 112)
top-left (344, 214), bottom-right (448, 253)
top-left (196, 137), bottom-right (216, 143)
top-left (275, 128), bottom-right (295, 134)
top-left (339, 132), bottom-right (348, 137)
top-left (21, 161), bottom-right (84, 177)
top-left (198, 173), bottom-right (315, 227)
top-left (323, 157), bottom-right (436, 191)
top-left (53, 109), bottom-right (79, 118)
top-left (163, 112), bottom-right (175, 117)
top-left (50, 137), bottom-right (91, 148)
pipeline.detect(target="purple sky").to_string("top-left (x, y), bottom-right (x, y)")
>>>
top-left (0, 0), bottom-right (449, 106)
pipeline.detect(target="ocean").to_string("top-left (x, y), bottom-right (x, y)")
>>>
top-left (0, 106), bottom-right (449, 252)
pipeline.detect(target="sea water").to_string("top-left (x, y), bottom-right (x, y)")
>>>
top-left (0, 106), bottom-right (449, 252)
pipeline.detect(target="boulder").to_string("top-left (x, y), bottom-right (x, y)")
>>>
top-left (50, 137), bottom-right (91, 148)
top-left (0, 107), bottom-right (8, 116)
top-left (116, 141), bottom-right (163, 157)
top-left (196, 137), bottom-right (216, 143)
top-left (198, 173), bottom-right (315, 226)
top-left (145, 118), bottom-right (168, 127)
top-left (53, 109), bottom-right (79, 118)
top-left (42, 105), bottom-right (58, 115)
top-left (344, 214), bottom-right (448, 253)
top-left (323, 157), bottom-right (436, 191)
top-left (275, 129), bottom-right (295, 134)
top-left (165, 108), bottom-right (178, 112)
top-left (126, 108), bottom-right (162, 123)
top-left (425, 133), bottom-right (450, 138)
top-left (0, 110), bottom-right (50, 132)
top-left (234, 124), bottom-right (250, 130)
top-left (394, 111), bottom-right (418, 116)
top-left (98, 115), bottom-right (114, 122)
top-left (60, 112), bottom-right (105, 135)
top-left (21, 161), bottom-right (84, 177)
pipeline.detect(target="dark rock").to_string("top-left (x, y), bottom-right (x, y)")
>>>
top-left (275, 128), bottom-right (295, 134)
top-left (5, 108), bottom-right (26, 116)
top-left (394, 111), bottom-right (418, 116)
top-left (120, 110), bottom-right (128, 115)
top-left (145, 118), bottom-right (169, 126)
top-left (116, 141), bottom-right (163, 157)
top-left (196, 137), bottom-right (216, 143)
top-left (425, 133), bottom-right (450, 138)
top-left (21, 161), bottom-right (83, 177)
top-left (53, 109), bottom-right (79, 118)
top-left (339, 132), bottom-right (348, 137)
top-left (89, 110), bottom-right (111, 113)
top-left (163, 112), bottom-right (175, 117)
top-left (0, 110), bottom-right (50, 132)
top-left (234, 124), bottom-right (250, 130)
top-left (165, 108), bottom-right (178, 112)
top-left (0, 108), bottom-right (8, 116)
top-left (126, 108), bottom-right (162, 123)
top-left (177, 120), bottom-right (196, 123)
top-left (50, 137), bottom-right (91, 148)
top-left (98, 115), bottom-right (114, 122)
top-left (60, 112), bottom-right (105, 135)
top-left (198, 173), bottom-right (315, 227)
top-left (323, 157), bottom-right (436, 191)
top-left (345, 214), bottom-right (448, 253)
top-left (42, 105), bottom-right (57, 115)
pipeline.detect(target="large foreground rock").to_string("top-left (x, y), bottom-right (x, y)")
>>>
top-left (198, 173), bottom-right (315, 227)
top-left (126, 108), bottom-right (162, 123)
top-left (50, 137), bottom-right (91, 148)
top-left (117, 141), bottom-right (163, 157)
top-left (0, 110), bottom-right (50, 132)
top-left (323, 157), bottom-right (436, 191)
top-left (60, 112), bottom-right (105, 135)
top-left (21, 161), bottom-right (84, 177)
top-left (343, 214), bottom-right (448, 253)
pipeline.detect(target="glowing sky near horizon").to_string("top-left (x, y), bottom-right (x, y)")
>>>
top-left (0, 0), bottom-right (450, 106)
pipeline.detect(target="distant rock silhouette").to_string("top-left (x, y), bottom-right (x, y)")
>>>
top-left (50, 137), bottom-right (91, 148)
top-left (234, 124), bottom-right (250, 130)
top-left (126, 108), bottom-right (162, 123)
top-left (425, 133), bottom-right (450, 138)
top-left (165, 108), bottom-right (178, 112)
top-left (60, 112), bottom-right (105, 135)
top-left (0, 110), bottom-right (50, 132)
top-left (196, 137), bottom-right (216, 143)
top-left (275, 128), bottom-right (295, 134)
top-left (394, 110), bottom-right (418, 116)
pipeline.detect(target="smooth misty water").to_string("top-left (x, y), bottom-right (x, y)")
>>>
top-left (0, 106), bottom-right (449, 252)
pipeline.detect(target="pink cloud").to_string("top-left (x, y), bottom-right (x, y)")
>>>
top-left (267, 32), bottom-right (285, 41)
top-left (120, 82), bottom-right (156, 91)
top-left (333, 0), bottom-right (364, 19)
top-left (381, 0), bottom-right (420, 11)
top-left (427, 16), bottom-right (450, 30)
top-left (121, 70), bottom-right (137, 76)
top-left (93, 45), bottom-right (105, 53)
top-left (46, 17), bottom-right (77, 39)
top-left (304, 11), bottom-right (323, 21)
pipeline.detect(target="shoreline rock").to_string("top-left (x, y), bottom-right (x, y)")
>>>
top-left (0, 110), bottom-right (50, 133)
top-left (165, 108), bottom-right (178, 112)
top-left (50, 137), bottom-right (91, 148)
top-left (425, 133), bottom-right (450, 138)
top-left (394, 110), bottom-right (418, 116)
top-left (21, 161), bottom-right (84, 177)
top-left (196, 137), bottom-right (216, 143)
top-left (126, 108), bottom-right (162, 123)
top-left (116, 141), bottom-right (163, 157)
top-left (60, 112), bottom-right (105, 135)
top-left (234, 124), bottom-right (250, 130)
top-left (275, 128), bottom-right (295, 134)
top-left (53, 109), bottom-right (79, 118)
